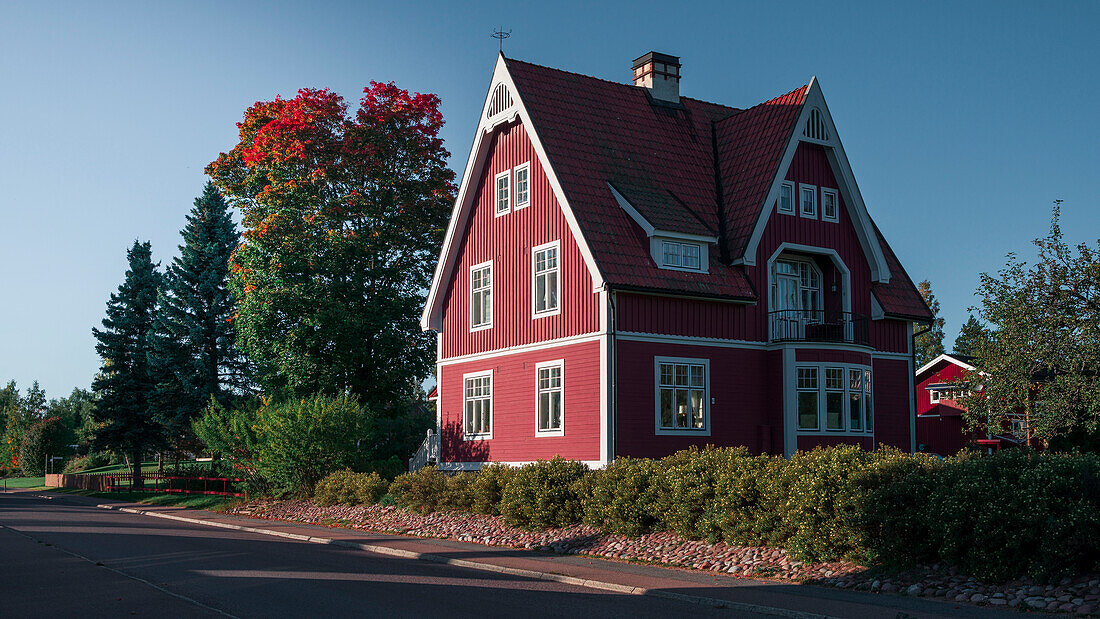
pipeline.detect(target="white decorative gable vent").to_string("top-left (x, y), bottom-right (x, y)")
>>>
top-left (803, 107), bottom-right (830, 142)
top-left (486, 83), bottom-right (514, 119)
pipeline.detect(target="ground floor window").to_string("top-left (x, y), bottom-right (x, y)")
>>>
top-left (463, 371), bottom-right (492, 438)
top-left (795, 363), bottom-right (872, 434)
top-left (655, 357), bottom-right (709, 434)
top-left (536, 361), bottom-right (563, 434)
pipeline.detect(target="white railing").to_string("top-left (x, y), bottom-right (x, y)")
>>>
top-left (408, 428), bottom-right (440, 472)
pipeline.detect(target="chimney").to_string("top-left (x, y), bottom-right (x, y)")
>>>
top-left (632, 51), bottom-right (681, 104)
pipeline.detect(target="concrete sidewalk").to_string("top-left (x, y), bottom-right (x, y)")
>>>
top-left (41, 490), bottom-right (1033, 619)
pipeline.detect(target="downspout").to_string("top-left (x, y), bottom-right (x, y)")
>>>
top-left (608, 286), bottom-right (617, 463)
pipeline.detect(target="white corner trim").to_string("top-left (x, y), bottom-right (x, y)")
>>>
top-left (421, 54), bottom-right (605, 330)
top-left (739, 77), bottom-right (891, 285)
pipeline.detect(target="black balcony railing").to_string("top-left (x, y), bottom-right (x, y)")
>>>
top-left (768, 310), bottom-right (870, 346)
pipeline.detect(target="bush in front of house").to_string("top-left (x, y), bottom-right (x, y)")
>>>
top-left (471, 463), bottom-right (515, 515)
top-left (388, 466), bottom-right (447, 513)
top-left (579, 456), bottom-right (660, 536)
top-left (315, 469), bottom-right (388, 506)
top-left (500, 457), bottom-right (587, 529)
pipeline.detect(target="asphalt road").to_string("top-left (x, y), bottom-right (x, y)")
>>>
top-left (0, 491), bottom-right (760, 618)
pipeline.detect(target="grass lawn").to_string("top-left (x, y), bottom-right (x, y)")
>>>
top-left (1, 476), bottom-right (46, 489)
top-left (54, 488), bottom-right (239, 511)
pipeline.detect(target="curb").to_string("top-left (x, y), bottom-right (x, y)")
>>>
top-left (94, 502), bottom-right (834, 619)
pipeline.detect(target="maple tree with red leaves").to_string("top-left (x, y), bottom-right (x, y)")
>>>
top-left (207, 83), bottom-right (455, 410)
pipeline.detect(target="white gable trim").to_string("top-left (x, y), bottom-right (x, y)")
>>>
top-left (915, 353), bottom-right (977, 378)
top-left (421, 54), bottom-right (605, 330)
top-left (736, 78), bottom-right (891, 284)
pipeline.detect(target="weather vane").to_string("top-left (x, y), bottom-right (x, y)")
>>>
top-left (492, 27), bottom-right (511, 53)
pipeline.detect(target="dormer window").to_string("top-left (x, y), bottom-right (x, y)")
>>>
top-left (662, 241), bottom-right (702, 270)
top-left (494, 171), bottom-right (510, 216)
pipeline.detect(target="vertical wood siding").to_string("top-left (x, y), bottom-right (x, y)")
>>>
top-left (871, 320), bottom-right (910, 353)
top-left (915, 361), bottom-right (979, 456)
top-left (439, 340), bottom-right (601, 463)
top-left (440, 121), bottom-right (598, 359)
top-left (871, 358), bottom-right (912, 450)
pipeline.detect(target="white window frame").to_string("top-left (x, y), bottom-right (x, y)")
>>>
top-left (929, 389), bottom-right (941, 403)
top-left (534, 360), bottom-right (564, 436)
top-left (654, 356), bottom-right (710, 436)
top-left (793, 363), bottom-right (873, 435)
top-left (777, 181), bottom-right (795, 215)
top-left (469, 261), bottom-right (493, 332)
top-left (462, 369), bottom-right (493, 440)
top-left (513, 162), bottom-right (530, 210)
top-left (494, 170), bottom-right (511, 217)
top-left (799, 183), bottom-right (817, 219)
top-left (660, 241), bottom-right (704, 272)
top-left (821, 188), bottom-right (839, 223)
top-left (532, 240), bottom-right (561, 318)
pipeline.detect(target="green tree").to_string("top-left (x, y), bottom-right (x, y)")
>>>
top-left (92, 241), bottom-right (164, 487)
top-left (150, 183), bottom-right (249, 449)
top-left (206, 83), bottom-right (455, 410)
top-left (914, 279), bottom-right (946, 367)
top-left (1, 382), bottom-right (45, 469)
top-left (953, 314), bottom-right (991, 358)
top-left (46, 388), bottom-right (98, 455)
top-left (19, 416), bottom-right (66, 476)
top-left (965, 206), bottom-right (1100, 448)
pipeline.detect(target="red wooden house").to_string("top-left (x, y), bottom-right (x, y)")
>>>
top-left (419, 52), bottom-right (931, 469)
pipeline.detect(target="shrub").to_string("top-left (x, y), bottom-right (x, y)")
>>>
top-left (653, 446), bottom-right (764, 542)
top-left (62, 452), bottom-right (112, 474)
top-left (388, 466), bottom-right (447, 513)
top-left (19, 417), bottom-right (67, 476)
top-left (580, 457), bottom-right (659, 536)
top-left (500, 457), bottom-right (587, 529)
top-left (471, 463), bottom-right (515, 515)
top-left (439, 473), bottom-right (478, 512)
top-left (314, 470), bottom-right (388, 506)
top-left (855, 449), bottom-right (944, 564)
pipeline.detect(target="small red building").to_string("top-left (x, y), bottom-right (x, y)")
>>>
top-left (419, 52), bottom-right (931, 469)
top-left (914, 353), bottom-right (985, 455)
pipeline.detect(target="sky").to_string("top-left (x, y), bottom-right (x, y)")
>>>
top-left (1, 1), bottom-right (1098, 399)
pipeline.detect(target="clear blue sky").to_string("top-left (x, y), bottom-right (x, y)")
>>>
top-left (1, 1), bottom-right (1097, 399)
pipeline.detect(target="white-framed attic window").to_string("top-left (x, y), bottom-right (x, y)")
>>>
top-left (799, 184), bottom-right (817, 219)
top-left (822, 188), bottom-right (839, 223)
top-left (514, 163), bottom-right (530, 209)
top-left (494, 171), bottom-right (511, 217)
top-left (777, 181), bottom-right (795, 215)
top-left (659, 240), bottom-right (704, 272)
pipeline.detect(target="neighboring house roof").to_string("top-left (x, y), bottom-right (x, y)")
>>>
top-left (422, 54), bottom-right (931, 328)
top-left (916, 353), bottom-right (978, 379)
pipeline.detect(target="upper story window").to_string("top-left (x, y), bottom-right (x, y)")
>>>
top-left (822, 188), bottom-right (839, 222)
top-left (470, 262), bottom-right (492, 331)
top-left (656, 357), bottom-right (709, 434)
top-left (463, 371), bottom-right (492, 438)
top-left (536, 361), bottom-right (563, 434)
top-left (799, 184), bottom-right (817, 218)
top-left (777, 181), bottom-right (795, 214)
top-left (772, 258), bottom-right (821, 315)
top-left (532, 241), bottom-right (560, 316)
top-left (494, 171), bottom-right (511, 216)
top-left (514, 163), bottom-right (530, 209)
top-left (662, 241), bottom-right (702, 270)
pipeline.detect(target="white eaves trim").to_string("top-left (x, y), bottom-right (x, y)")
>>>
top-left (915, 353), bottom-right (977, 378)
top-left (737, 77), bottom-right (891, 284)
top-left (421, 53), bottom-right (605, 331)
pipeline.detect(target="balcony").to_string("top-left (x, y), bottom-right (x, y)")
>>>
top-left (768, 310), bottom-right (870, 346)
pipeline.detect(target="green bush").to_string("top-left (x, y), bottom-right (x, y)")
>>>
top-left (471, 463), bottom-right (515, 515)
top-left (388, 466), bottom-right (447, 513)
top-left (439, 473), bottom-right (478, 512)
top-left (652, 446), bottom-right (768, 542)
top-left (500, 457), bottom-right (587, 529)
top-left (314, 469), bottom-right (388, 506)
top-left (19, 417), bottom-right (67, 476)
top-left (580, 457), bottom-right (659, 536)
top-left (62, 452), bottom-right (112, 474)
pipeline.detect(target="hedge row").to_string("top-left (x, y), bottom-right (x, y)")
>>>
top-left (313, 446), bottom-right (1100, 582)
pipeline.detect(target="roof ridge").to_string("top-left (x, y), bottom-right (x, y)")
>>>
top-left (504, 55), bottom-right (743, 114)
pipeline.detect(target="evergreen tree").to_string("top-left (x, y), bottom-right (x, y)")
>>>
top-left (953, 314), bottom-right (991, 358)
top-left (150, 183), bottom-right (249, 449)
top-left (92, 241), bottom-right (164, 487)
top-left (914, 279), bottom-right (946, 367)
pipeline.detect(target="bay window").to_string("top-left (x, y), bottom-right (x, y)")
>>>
top-left (794, 364), bottom-right (873, 434)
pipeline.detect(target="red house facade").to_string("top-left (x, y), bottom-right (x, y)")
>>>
top-left (420, 52), bottom-right (932, 469)
top-left (915, 354), bottom-right (984, 456)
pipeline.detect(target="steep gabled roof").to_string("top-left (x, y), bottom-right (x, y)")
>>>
top-left (506, 56), bottom-right (756, 299)
top-left (871, 221), bottom-right (934, 321)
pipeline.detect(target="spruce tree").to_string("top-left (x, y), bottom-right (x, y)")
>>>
top-left (92, 241), bottom-right (164, 487)
top-left (914, 279), bottom-right (946, 367)
top-left (150, 183), bottom-right (248, 449)
top-left (953, 314), bottom-right (990, 358)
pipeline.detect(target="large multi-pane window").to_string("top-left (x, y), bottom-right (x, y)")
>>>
top-left (797, 367), bottom-right (819, 429)
top-left (463, 372), bottom-right (492, 437)
top-left (494, 171), bottom-right (510, 216)
top-left (536, 362), bottom-right (563, 434)
top-left (795, 364), bottom-right (873, 433)
top-left (514, 163), bottom-right (530, 209)
top-left (662, 241), bottom-right (702, 270)
top-left (533, 242), bottom-right (559, 315)
top-left (656, 358), bottom-right (708, 432)
top-left (470, 262), bottom-right (492, 330)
